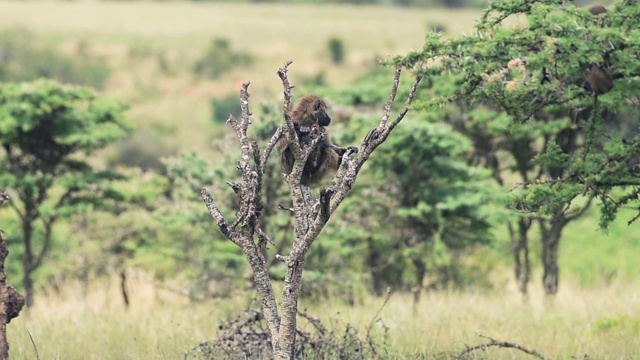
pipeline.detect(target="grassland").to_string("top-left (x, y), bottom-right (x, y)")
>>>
top-left (7, 276), bottom-right (640, 359)
top-left (0, 1), bottom-right (481, 153)
top-left (2, 1), bottom-right (640, 359)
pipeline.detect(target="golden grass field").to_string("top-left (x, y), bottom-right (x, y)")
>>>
top-left (6, 275), bottom-right (640, 359)
top-left (1, 1), bottom-right (640, 359)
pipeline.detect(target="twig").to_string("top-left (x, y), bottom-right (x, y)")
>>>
top-left (277, 61), bottom-right (301, 160)
top-left (201, 188), bottom-right (240, 247)
top-left (260, 126), bottom-right (283, 177)
top-left (297, 308), bottom-right (327, 335)
top-left (277, 203), bottom-right (294, 212)
top-left (27, 329), bottom-right (40, 360)
top-left (454, 333), bottom-right (546, 360)
top-left (365, 287), bottom-right (392, 358)
top-left (366, 287), bottom-right (392, 339)
top-left (380, 66), bottom-right (402, 127)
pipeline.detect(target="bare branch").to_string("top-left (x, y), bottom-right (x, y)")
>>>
top-left (454, 334), bottom-right (546, 360)
top-left (277, 61), bottom-right (302, 160)
top-left (297, 308), bottom-right (327, 335)
top-left (201, 188), bottom-right (241, 247)
top-left (260, 126), bottom-right (284, 177)
top-left (240, 81), bottom-right (253, 129)
top-left (327, 72), bottom-right (423, 214)
top-left (226, 181), bottom-right (241, 195)
top-left (365, 287), bottom-right (391, 338)
top-left (255, 221), bottom-right (275, 247)
top-left (380, 65), bottom-right (402, 127)
top-left (365, 287), bottom-right (392, 358)
top-left (387, 74), bottom-right (423, 131)
top-left (278, 203), bottom-right (294, 212)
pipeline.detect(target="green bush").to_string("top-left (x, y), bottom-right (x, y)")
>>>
top-left (193, 38), bottom-right (253, 79)
top-left (327, 37), bottom-right (346, 64)
top-left (211, 94), bottom-right (242, 124)
top-left (110, 130), bottom-right (177, 174)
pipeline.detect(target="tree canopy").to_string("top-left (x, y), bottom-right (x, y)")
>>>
top-left (0, 80), bottom-right (132, 306)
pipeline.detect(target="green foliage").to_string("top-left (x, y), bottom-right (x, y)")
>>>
top-left (109, 129), bottom-right (177, 174)
top-left (193, 38), bottom-right (253, 80)
top-left (0, 80), bottom-right (131, 156)
top-left (308, 103), bottom-right (505, 294)
top-left (327, 37), bottom-right (346, 65)
top-left (0, 79), bottom-right (132, 304)
top-left (374, 117), bottom-right (503, 247)
top-left (395, 0), bottom-right (640, 227)
top-left (332, 65), bottom-right (423, 106)
top-left (211, 94), bottom-right (242, 124)
top-left (0, 28), bottom-right (111, 89)
top-left (162, 149), bottom-right (247, 299)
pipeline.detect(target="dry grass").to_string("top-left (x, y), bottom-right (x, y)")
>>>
top-left (0, 2), bottom-right (481, 153)
top-left (7, 274), bottom-right (639, 359)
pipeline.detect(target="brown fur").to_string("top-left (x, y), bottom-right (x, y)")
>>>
top-left (276, 95), bottom-right (356, 185)
top-left (583, 5), bottom-right (615, 94)
top-left (589, 5), bottom-right (607, 16)
top-left (585, 63), bottom-right (614, 94)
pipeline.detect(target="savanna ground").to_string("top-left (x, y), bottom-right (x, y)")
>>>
top-left (1, 1), bottom-right (640, 359)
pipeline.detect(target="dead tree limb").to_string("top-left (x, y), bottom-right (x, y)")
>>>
top-left (454, 333), bottom-right (546, 360)
top-left (201, 61), bottom-right (422, 360)
top-left (0, 194), bottom-right (26, 359)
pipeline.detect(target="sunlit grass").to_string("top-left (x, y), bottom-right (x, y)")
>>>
top-left (7, 275), bottom-right (640, 359)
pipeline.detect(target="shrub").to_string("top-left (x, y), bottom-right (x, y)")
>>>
top-left (327, 37), bottom-right (346, 64)
top-left (211, 94), bottom-right (243, 124)
top-left (193, 38), bottom-right (253, 79)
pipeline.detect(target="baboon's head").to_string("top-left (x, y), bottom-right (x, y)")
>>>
top-left (292, 95), bottom-right (332, 128)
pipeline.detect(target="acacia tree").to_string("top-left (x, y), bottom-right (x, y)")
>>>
top-left (201, 61), bottom-right (421, 359)
top-left (396, 0), bottom-right (640, 296)
top-left (0, 80), bottom-right (132, 307)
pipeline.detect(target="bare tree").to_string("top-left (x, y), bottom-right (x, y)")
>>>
top-left (201, 61), bottom-right (421, 359)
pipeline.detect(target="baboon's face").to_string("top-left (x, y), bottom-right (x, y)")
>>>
top-left (314, 99), bottom-right (332, 127)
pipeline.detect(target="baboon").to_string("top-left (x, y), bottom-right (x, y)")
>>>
top-left (589, 4), bottom-right (608, 16)
top-left (584, 63), bottom-right (614, 94)
top-left (276, 95), bottom-right (357, 185)
top-left (583, 5), bottom-right (615, 94)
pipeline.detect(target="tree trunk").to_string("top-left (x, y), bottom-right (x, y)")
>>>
top-left (0, 229), bottom-right (26, 359)
top-left (509, 218), bottom-right (532, 297)
top-left (412, 257), bottom-right (426, 304)
top-left (273, 259), bottom-right (304, 360)
top-left (120, 269), bottom-right (129, 307)
top-left (21, 218), bottom-right (35, 308)
top-left (539, 219), bottom-right (562, 296)
top-left (365, 237), bottom-right (384, 296)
